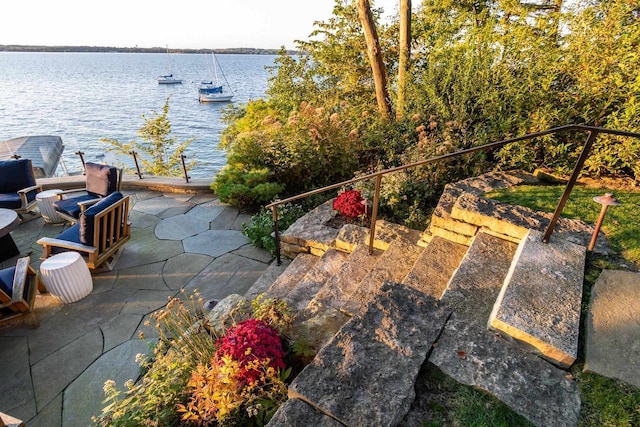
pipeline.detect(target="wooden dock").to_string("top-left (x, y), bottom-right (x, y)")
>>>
top-left (0, 135), bottom-right (64, 178)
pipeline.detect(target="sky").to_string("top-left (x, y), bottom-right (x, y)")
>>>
top-left (0, 0), bottom-right (400, 50)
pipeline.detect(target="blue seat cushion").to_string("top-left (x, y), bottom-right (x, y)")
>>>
top-left (79, 191), bottom-right (123, 246)
top-left (0, 159), bottom-right (35, 193)
top-left (50, 223), bottom-right (83, 256)
top-left (85, 162), bottom-right (118, 198)
top-left (0, 193), bottom-right (22, 209)
top-left (53, 194), bottom-right (99, 219)
top-left (0, 266), bottom-right (16, 298)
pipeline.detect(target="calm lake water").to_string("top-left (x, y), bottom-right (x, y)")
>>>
top-left (0, 52), bottom-right (276, 178)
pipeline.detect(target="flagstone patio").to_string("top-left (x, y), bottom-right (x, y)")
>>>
top-left (0, 187), bottom-right (273, 426)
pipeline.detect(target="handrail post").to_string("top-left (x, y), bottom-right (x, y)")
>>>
top-left (542, 130), bottom-right (599, 242)
top-left (368, 174), bottom-right (382, 255)
top-left (180, 154), bottom-right (190, 183)
top-left (129, 151), bottom-right (143, 179)
top-left (272, 206), bottom-right (281, 265)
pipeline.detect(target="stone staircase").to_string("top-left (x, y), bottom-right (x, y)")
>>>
top-left (239, 170), bottom-right (599, 427)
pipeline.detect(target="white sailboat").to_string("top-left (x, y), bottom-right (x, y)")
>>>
top-left (197, 53), bottom-right (233, 102)
top-left (158, 46), bottom-right (183, 84)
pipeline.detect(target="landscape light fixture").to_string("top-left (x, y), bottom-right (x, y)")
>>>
top-left (588, 192), bottom-right (621, 251)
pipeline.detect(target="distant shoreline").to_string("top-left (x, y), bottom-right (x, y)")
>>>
top-left (0, 45), bottom-right (297, 55)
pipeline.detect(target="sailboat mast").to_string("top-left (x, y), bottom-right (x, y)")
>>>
top-left (212, 53), bottom-right (220, 85)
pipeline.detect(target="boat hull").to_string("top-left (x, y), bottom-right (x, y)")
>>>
top-left (199, 94), bottom-right (233, 102)
top-left (158, 79), bottom-right (183, 84)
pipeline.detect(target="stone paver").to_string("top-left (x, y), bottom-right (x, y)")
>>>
top-left (185, 203), bottom-right (226, 221)
top-left (115, 261), bottom-right (169, 290)
top-left (162, 252), bottom-right (213, 290)
top-left (0, 336), bottom-right (33, 415)
top-left (115, 227), bottom-right (184, 270)
top-left (584, 270), bottom-right (640, 388)
top-left (132, 195), bottom-right (193, 216)
top-left (32, 328), bottom-right (103, 410)
top-left (185, 253), bottom-right (269, 302)
top-left (183, 229), bottom-right (250, 257)
top-left (63, 339), bottom-right (151, 427)
top-left (155, 214), bottom-right (209, 240)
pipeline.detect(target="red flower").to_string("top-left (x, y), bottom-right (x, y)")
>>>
top-left (333, 190), bottom-right (365, 219)
top-left (215, 319), bottom-right (285, 384)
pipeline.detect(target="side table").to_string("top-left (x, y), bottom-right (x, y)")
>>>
top-left (0, 208), bottom-right (20, 261)
top-left (39, 252), bottom-right (93, 303)
top-left (36, 189), bottom-right (64, 224)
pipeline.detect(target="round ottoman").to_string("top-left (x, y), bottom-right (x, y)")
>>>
top-left (36, 189), bottom-right (64, 224)
top-left (40, 252), bottom-right (93, 303)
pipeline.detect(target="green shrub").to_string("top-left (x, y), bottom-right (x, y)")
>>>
top-left (211, 167), bottom-right (285, 211)
top-left (242, 204), bottom-right (306, 254)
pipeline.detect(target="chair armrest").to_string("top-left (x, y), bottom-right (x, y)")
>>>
top-left (77, 198), bottom-right (101, 211)
top-left (17, 185), bottom-right (42, 209)
top-left (11, 257), bottom-right (30, 306)
top-left (56, 189), bottom-right (89, 200)
top-left (17, 184), bottom-right (42, 195)
top-left (37, 237), bottom-right (97, 255)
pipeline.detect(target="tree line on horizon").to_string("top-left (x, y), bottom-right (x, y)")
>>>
top-left (0, 44), bottom-right (294, 55)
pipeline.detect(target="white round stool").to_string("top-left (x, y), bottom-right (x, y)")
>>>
top-left (36, 189), bottom-right (64, 224)
top-left (40, 252), bottom-right (93, 303)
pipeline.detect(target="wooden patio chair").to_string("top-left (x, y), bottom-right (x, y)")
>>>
top-left (0, 159), bottom-right (43, 222)
top-left (0, 256), bottom-right (45, 329)
top-left (53, 162), bottom-right (122, 224)
top-left (38, 192), bottom-right (131, 270)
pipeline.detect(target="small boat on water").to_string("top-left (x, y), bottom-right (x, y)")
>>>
top-left (157, 74), bottom-right (183, 85)
top-left (158, 46), bottom-right (183, 84)
top-left (0, 135), bottom-right (64, 178)
top-left (197, 53), bottom-right (233, 103)
top-left (197, 82), bottom-right (233, 102)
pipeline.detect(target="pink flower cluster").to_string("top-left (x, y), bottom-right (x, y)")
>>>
top-left (333, 189), bottom-right (365, 219)
top-left (215, 319), bottom-right (286, 384)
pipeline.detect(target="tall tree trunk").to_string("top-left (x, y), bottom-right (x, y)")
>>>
top-left (357, 0), bottom-right (392, 121)
top-left (396, 0), bottom-right (411, 121)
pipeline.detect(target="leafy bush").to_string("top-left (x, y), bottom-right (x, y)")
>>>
top-left (242, 204), bottom-right (306, 254)
top-left (93, 292), bottom-right (301, 427)
top-left (214, 100), bottom-right (366, 212)
top-left (212, 167), bottom-right (285, 211)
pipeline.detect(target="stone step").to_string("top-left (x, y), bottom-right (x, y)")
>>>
top-left (335, 219), bottom-right (423, 253)
top-left (265, 253), bottom-right (319, 300)
top-left (284, 249), bottom-right (349, 313)
top-left (440, 231), bottom-right (518, 326)
top-left (244, 258), bottom-right (292, 300)
top-left (269, 283), bottom-right (452, 427)
top-left (451, 192), bottom-right (607, 253)
top-left (427, 171), bottom-right (536, 245)
top-left (305, 243), bottom-right (384, 316)
top-left (345, 239), bottom-right (425, 315)
top-left (488, 229), bottom-right (585, 368)
top-left (428, 314), bottom-right (581, 427)
top-left (402, 236), bottom-right (468, 299)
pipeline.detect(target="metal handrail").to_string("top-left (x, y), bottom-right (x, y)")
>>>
top-left (266, 124), bottom-right (640, 265)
